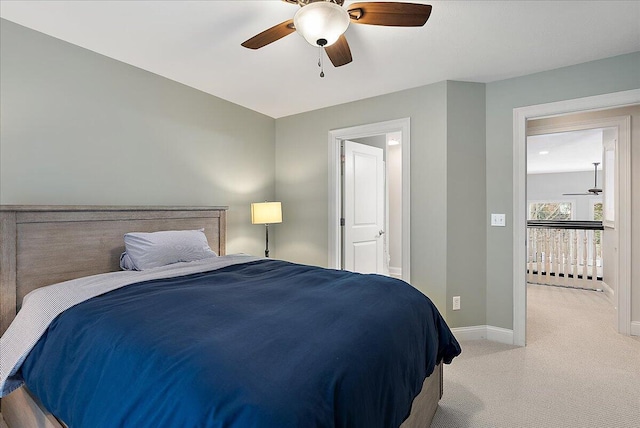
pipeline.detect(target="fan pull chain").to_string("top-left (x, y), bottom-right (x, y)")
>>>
top-left (318, 47), bottom-right (325, 78)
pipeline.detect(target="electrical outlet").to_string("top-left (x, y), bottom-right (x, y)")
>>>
top-left (491, 213), bottom-right (506, 227)
top-left (453, 296), bottom-right (461, 311)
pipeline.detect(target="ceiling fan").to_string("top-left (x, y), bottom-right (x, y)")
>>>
top-left (563, 162), bottom-right (602, 196)
top-left (241, 0), bottom-right (432, 75)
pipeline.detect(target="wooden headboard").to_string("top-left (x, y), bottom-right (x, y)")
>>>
top-left (0, 205), bottom-right (227, 336)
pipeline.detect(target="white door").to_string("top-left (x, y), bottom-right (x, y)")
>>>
top-left (343, 140), bottom-right (385, 274)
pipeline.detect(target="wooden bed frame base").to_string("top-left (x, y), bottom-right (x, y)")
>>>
top-left (401, 363), bottom-right (444, 427)
top-left (3, 387), bottom-right (65, 428)
top-left (0, 205), bottom-right (443, 427)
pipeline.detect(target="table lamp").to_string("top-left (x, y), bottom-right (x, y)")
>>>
top-left (251, 202), bottom-right (282, 257)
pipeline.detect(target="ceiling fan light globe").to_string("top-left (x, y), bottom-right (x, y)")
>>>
top-left (293, 1), bottom-right (350, 47)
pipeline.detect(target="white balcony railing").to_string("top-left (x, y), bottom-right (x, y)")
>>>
top-left (527, 220), bottom-right (603, 290)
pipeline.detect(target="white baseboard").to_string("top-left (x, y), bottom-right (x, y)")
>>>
top-left (451, 325), bottom-right (515, 345)
top-left (600, 281), bottom-right (614, 303)
top-left (450, 326), bottom-right (487, 341)
top-left (487, 326), bottom-right (515, 344)
top-left (631, 321), bottom-right (640, 337)
top-left (388, 266), bottom-right (402, 278)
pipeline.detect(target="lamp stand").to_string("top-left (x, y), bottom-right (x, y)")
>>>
top-left (264, 223), bottom-right (270, 258)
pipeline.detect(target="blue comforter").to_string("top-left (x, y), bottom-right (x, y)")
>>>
top-left (21, 259), bottom-right (460, 428)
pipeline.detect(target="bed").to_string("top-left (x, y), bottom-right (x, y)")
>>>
top-left (0, 205), bottom-right (460, 428)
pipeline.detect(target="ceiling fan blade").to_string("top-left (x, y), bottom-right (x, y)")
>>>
top-left (241, 19), bottom-right (295, 49)
top-left (347, 2), bottom-right (432, 26)
top-left (325, 35), bottom-right (352, 67)
top-left (282, 0), bottom-right (345, 4)
top-left (562, 191), bottom-right (602, 196)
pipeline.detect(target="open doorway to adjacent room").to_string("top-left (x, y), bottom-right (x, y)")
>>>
top-left (513, 91), bottom-right (638, 346)
top-left (328, 118), bottom-right (411, 282)
top-left (526, 127), bottom-right (609, 292)
top-left (525, 124), bottom-right (616, 345)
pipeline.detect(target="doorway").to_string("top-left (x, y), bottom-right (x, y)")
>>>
top-left (513, 90), bottom-right (638, 346)
top-left (328, 118), bottom-right (411, 282)
top-left (527, 124), bottom-right (619, 292)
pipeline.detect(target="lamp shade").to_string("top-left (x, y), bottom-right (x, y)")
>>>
top-left (251, 202), bottom-right (282, 225)
top-left (293, 1), bottom-right (350, 47)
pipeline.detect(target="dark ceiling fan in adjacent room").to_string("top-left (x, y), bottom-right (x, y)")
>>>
top-left (241, 0), bottom-right (432, 74)
top-left (563, 162), bottom-right (603, 196)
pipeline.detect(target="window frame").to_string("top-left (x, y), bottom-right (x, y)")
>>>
top-left (602, 138), bottom-right (615, 228)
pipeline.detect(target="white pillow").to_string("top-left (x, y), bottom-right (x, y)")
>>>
top-left (119, 251), bottom-right (136, 271)
top-left (123, 229), bottom-right (217, 270)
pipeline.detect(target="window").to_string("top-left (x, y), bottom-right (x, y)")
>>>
top-left (528, 202), bottom-right (573, 220)
top-left (592, 202), bottom-right (603, 221)
top-left (591, 201), bottom-right (603, 252)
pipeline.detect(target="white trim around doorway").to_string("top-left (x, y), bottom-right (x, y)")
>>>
top-left (328, 118), bottom-right (411, 282)
top-left (513, 89), bottom-right (639, 346)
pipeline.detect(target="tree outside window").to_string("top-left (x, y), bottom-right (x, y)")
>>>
top-left (528, 202), bottom-right (573, 220)
top-left (593, 202), bottom-right (603, 221)
top-left (593, 202), bottom-right (603, 247)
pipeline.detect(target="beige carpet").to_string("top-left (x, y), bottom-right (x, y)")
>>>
top-left (431, 284), bottom-right (640, 428)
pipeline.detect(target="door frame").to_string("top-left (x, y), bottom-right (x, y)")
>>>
top-left (513, 89), bottom-right (639, 346)
top-left (328, 118), bottom-right (411, 282)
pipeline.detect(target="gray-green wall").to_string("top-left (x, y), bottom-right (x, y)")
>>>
top-left (276, 82), bottom-right (449, 313)
top-left (0, 19), bottom-right (276, 255)
top-left (275, 81), bottom-right (487, 322)
top-left (446, 82), bottom-right (486, 326)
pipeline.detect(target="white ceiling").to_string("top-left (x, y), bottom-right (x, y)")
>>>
top-left (1, 1), bottom-right (639, 118)
top-left (527, 129), bottom-right (605, 174)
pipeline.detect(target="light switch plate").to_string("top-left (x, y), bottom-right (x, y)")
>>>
top-left (491, 214), bottom-right (506, 227)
